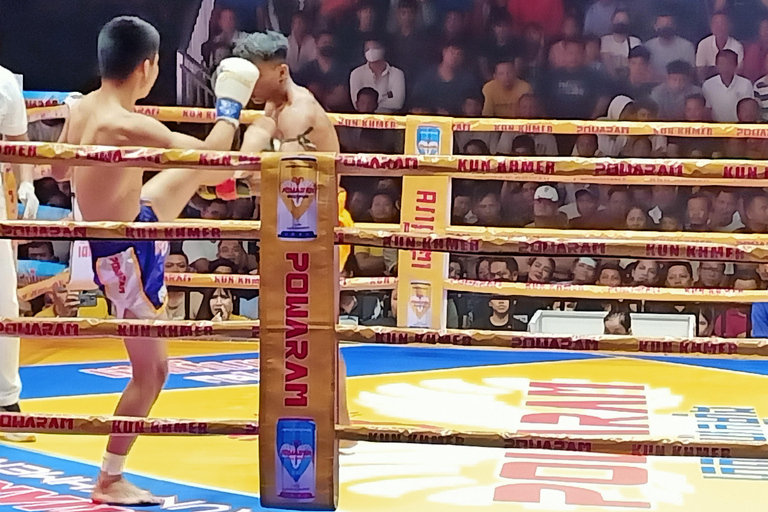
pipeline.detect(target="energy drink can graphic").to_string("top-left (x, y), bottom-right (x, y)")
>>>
top-left (407, 281), bottom-right (432, 328)
top-left (278, 156), bottom-right (319, 239)
top-left (276, 418), bottom-right (317, 501)
top-left (415, 126), bottom-right (441, 155)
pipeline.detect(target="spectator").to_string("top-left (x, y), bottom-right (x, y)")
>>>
top-left (696, 11), bottom-right (744, 82)
top-left (542, 39), bottom-right (610, 120)
top-left (449, 259), bottom-right (467, 279)
top-left (437, 10), bottom-right (470, 50)
top-left (573, 133), bottom-right (599, 157)
top-left (482, 60), bottom-right (532, 118)
top-left (711, 188), bottom-right (744, 232)
top-left (584, 0), bottom-right (620, 38)
top-left (605, 186), bottom-right (632, 227)
top-left (693, 305), bottom-right (716, 337)
top-left (603, 307), bottom-right (632, 335)
top-left (651, 61), bottom-right (701, 120)
top-left (479, 14), bottom-right (524, 81)
top-left (339, 88), bottom-right (402, 153)
top-left (190, 240), bottom-right (257, 274)
top-left (584, 36), bottom-right (607, 75)
top-left (601, 10), bottom-right (641, 79)
top-left (202, 8), bottom-right (246, 70)
top-left (628, 259), bottom-right (660, 286)
top-left (569, 188), bottom-right (603, 229)
top-left (625, 205), bottom-right (650, 230)
top-left (364, 190), bottom-right (399, 223)
top-left (550, 16), bottom-right (583, 69)
top-left (696, 261), bottom-right (727, 288)
top-left (508, 135), bottom-right (536, 156)
top-left (526, 185), bottom-right (567, 228)
top-left (24, 242), bottom-right (57, 262)
top-left (462, 139), bottom-right (490, 155)
top-left (647, 185), bottom-right (679, 223)
top-left (743, 18), bottom-right (768, 82)
top-left (476, 258), bottom-right (492, 281)
top-left (738, 192), bottom-right (768, 233)
top-left (665, 261), bottom-right (694, 288)
top-left (515, 257), bottom-right (555, 323)
top-left (472, 184), bottom-right (504, 227)
top-left (714, 270), bottom-right (759, 338)
top-left (339, 290), bottom-right (385, 325)
top-left (295, 31), bottom-right (349, 105)
top-left (668, 94), bottom-right (720, 157)
top-left (755, 49), bottom-right (768, 121)
top-left (508, 0), bottom-right (565, 39)
top-left (452, 185), bottom-right (475, 225)
top-left (702, 50), bottom-right (753, 123)
top-left (388, 0), bottom-right (430, 84)
top-left (488, 258), bottom-right (519, 281)
top-left (201, 199), bottom-right (228, 220)
top-left (340, 1), bottom-right (383, 64)
top-left (597, 95), bottom-right (636, 156)
top-left (412, 43), bottom-right (480, 115)
top-left (35, 284), bottom-right (109, 319)
top-left (196, 288), bottom-right (246, 321)
top-left (738, 97), bottom-right (762, 123)
top-left (286, 11), bottom-right (317, 73)
top-left (614, 46), bottom-right (658, 102)
top-left (570, 257), bottom-right (598, 284)
top-left (596, 262), bottom-right (623, 286)
top-left (349, 39), bottom-right (406, 113)
top-left (455, 96), bottom-right (498, 154)
top-left (496, 95), bottom-right (558, 156)
top-left (163, 248), bottom-right (202, 320)
top-left (686, 193), bottom-right (712, 231)
top-left (646, 14), bottom-right (696, 79)
top-left (472, 295), bottom-right (526, 330)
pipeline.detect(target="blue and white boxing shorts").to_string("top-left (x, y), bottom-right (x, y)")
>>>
top-left (89, 202), bottom-right (169, 319)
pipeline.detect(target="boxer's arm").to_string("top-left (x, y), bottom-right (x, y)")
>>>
top-left (117, 113), bottom-right (237, 151)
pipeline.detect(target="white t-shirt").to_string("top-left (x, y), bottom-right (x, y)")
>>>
top-left (349, 63), bottom-right (406, 114)
top-left (696, 35), bottom-right (744, 68)
top-left (600, 35), bottom-right (641, 59)
top-left (0, 66), bottom-right (27, 138)
top-left (702, 74), bottom-right (754, 122)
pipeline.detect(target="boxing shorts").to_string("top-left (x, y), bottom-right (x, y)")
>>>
top-left (89, 201), bottom-right (169, 319)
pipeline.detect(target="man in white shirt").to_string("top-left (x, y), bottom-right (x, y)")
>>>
top-left (645, 14), bottom-right (695, 79)
top-left (349, 39), bottom-right (406, 113)
top-left (0, 64), bottom-right (39, 442)
top-left (696, 11), bottom-right (744, 82)
top-left (702, 49), bottom-right (754, 123)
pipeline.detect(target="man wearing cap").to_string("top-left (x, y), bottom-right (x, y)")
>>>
top-left (568, 187), bottom-right (604, 229)
top-left (526, 185), bottom-right (567, 228)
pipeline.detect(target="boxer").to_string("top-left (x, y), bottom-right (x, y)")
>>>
top-left (52, 16), bottom-right (263, 504)
top-left (231, 31), bottom-right (355, 448)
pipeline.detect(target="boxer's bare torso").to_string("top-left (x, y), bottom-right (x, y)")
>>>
top-left (59, 95), bottom-right (147, 222)
top-left (243, 81), bottom-right (339, 153)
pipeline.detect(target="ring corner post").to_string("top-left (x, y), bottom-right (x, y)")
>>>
top-left (259, 153), bottom-right (339, 511)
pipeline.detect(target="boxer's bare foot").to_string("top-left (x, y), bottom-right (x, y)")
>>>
top-left (91, 475), bottom-right (161, 506)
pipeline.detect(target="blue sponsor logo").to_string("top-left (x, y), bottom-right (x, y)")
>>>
top-left (416, 126), bottom-right (441, 155)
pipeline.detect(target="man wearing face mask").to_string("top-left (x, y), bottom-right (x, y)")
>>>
top-left (295, 31), bottom-right (350, 108)
top-left (646, 14), bottom-right (696, 79)
top-left (349, 39), bottom-right (405, 113)
top-left (600, 10), bottom-right (641, 79)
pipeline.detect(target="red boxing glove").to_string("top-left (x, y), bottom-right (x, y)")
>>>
top-left (215, 178), bottom-right (237, 201)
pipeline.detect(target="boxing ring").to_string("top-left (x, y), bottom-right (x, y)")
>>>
top-left (2, 98), bottom-right (768, 510)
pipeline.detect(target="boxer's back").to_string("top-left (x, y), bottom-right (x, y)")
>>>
top-left (62, 93), bottom-right (146, 222)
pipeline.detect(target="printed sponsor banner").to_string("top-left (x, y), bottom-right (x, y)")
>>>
top-left (259, 153), bottom-right (338, 509)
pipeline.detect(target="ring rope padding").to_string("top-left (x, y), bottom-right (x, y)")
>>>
top-left (4, 219), bottom-right (768, 262)
top-left (3, 141), bottom-right (768, 186)
top-left (0, 410), bottom-right (763, 459)
top-left (6, 317), bottom-right (768, 358)
top-left (26, 104), bottom-right (768, 140)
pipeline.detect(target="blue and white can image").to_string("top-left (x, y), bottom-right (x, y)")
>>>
top-left (416, 125), bottom-right (441, 155)
top-left (276, 418), bottom-right (317, 501)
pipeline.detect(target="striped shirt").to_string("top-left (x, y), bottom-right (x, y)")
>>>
top-left (755, 74), bottom-right (768, 121)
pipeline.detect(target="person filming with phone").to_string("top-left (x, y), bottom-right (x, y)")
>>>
top-left (35, 284), bottom-right (110, 318)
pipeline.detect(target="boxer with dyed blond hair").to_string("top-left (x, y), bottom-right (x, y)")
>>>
top-left (52, 16), bottom-right (262, 505)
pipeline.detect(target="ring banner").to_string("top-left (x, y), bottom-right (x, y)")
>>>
top-left (0, 412), bottom-right (258, 436)
top-left (335, 425), bottom-right (768, 459)
top-left (259, 153), bottom-right (339, 510)
top-left (0, 220), bottom-right (261, 240)
top-left (337, 325), bottom-right (768, 357)
top-left (0, 317), bottom-right (260, 341)
top-left (445, 279), bottom-right (768, 303)
top-left (338, 226), bottom-right (768, 262)
top-left (6, 316), bottom-right (768, 358)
